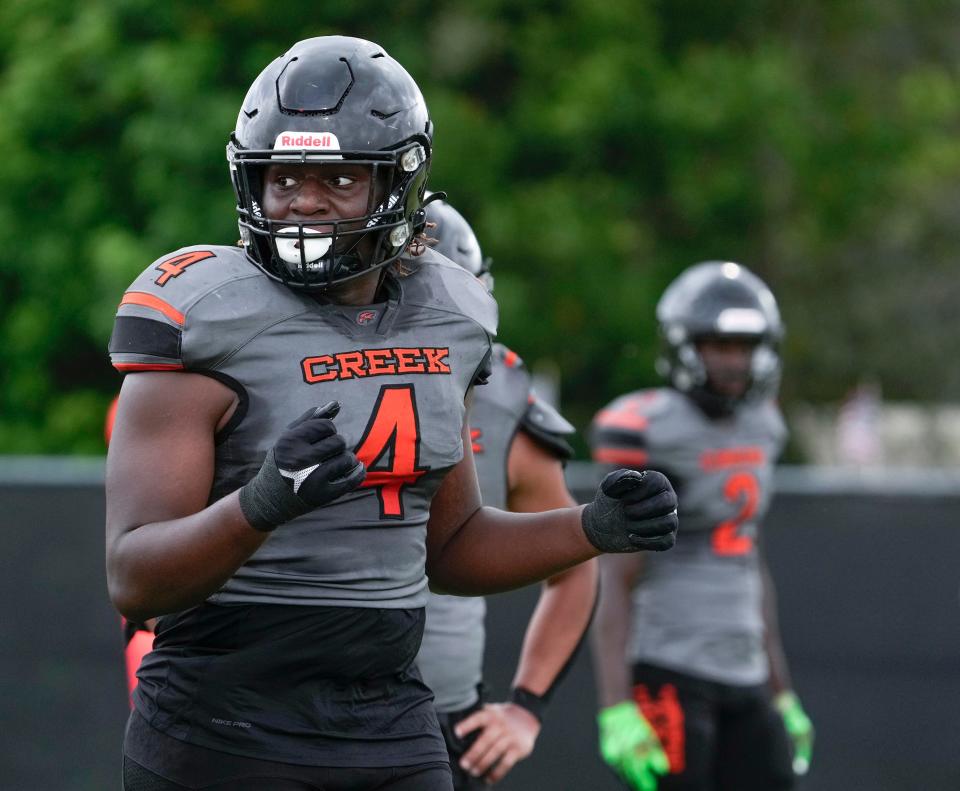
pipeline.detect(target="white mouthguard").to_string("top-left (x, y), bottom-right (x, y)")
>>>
top-left (275, 227), bottom-right (333, 269)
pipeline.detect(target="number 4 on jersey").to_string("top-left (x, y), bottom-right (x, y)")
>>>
top-left (355, 384), bottom-right (428, 519)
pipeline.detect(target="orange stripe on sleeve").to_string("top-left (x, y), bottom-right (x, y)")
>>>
top-left (593, 447), bottom-right (649, 467)
top-left (120, 292), bottom-right (185, 326)
top-left (113, 362), bottom-right (185, 372)
top-left (594, 408), bottom-right (649, 432)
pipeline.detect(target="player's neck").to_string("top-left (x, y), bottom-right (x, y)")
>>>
top-left (321, 268), bottom-right (383, 307)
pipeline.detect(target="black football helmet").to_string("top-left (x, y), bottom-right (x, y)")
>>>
top-left (227, 36), bottom-right (433, 290)
top-left (423, 195), bottom-right (494, 291)
top-left (655, 261), bottom-right (783, 414)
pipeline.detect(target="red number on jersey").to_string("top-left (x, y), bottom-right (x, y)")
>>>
top-left (355, 384), bottom-right (428, 519)
top-left (712, 471), bottom-right (760, 556)
top-left (153, 250), bottom-right (215, 286)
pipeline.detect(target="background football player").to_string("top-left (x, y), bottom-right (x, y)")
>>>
top-left (416, 198), bottom-right (598, 788)
top-left (589, 261), bottom-right (813, 791)
top-left (106, 36), bottom-right (678, 791)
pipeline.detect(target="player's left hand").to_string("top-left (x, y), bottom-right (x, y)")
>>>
top-left (774, 691), bottom-right (814, 775)
top-left (455, 702), bottom-right (541, 784)
top-left (582, 469), bottom-right (678, 553)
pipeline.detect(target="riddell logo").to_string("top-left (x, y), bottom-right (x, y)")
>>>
top-left (357, 310), bottom-right (378, 325)
top-left (274, 131), bottom-right (341, 150)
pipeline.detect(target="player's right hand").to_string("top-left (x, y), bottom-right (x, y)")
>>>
top-left (581, 469), bottom-right (678, 553)
top-left (239, 401), bottom-right (366, 531)
top-left (455, 701), bottom-right (541, 783)
top-left (774, 690), bottom-right (814, 775)
top-left (597, 701), bottom-right (669, 791)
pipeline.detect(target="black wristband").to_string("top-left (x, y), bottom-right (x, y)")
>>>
top-left (510, 686), bottom-right (545, 723)
top-left (238, 449), bottom-right (310, 532)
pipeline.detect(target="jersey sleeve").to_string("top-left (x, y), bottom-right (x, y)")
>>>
top-left (589, 390), bottom-right (667, 470)
top-left (109, 297), bottom-right (188, 373)
top-left (403, 249), bottom-right (498, 337)
top-left (108, 245), bottom-right (277, 374)
top-left (490, 343), bottom-right (576, 461)
top-left (520, 395), bottom-right (576, 461)
top-left (108, 246), bottom-right (219, 372)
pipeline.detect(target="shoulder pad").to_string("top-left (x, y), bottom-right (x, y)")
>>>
top-left (125, 245), bottom-right (253, 307)
top-left (472, 345), bottom-right (494, 388)
top-left (399, 248), bottom-right (498, 337)
top-left (109, 245), bottom-right (301, 373)
top-left (472, 343), bottom-right (532, 417)
top-left (591, 388), bottom-right (675, 434)
top-left (588, 388), bottom-right (678, 468)
top-left (493, 343), bottom-right (525, 371)
top-left (754, 398), bottom-right (789, 450)
top-left (520, 394), bottom-right (576, 460)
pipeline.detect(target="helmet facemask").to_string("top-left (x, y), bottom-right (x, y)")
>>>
top-left (659, 328), bottom-right (781, 417)
top-left (229, 139), bottom-right (429, 290)
top-left (655, 261), bottom-right (784, 417)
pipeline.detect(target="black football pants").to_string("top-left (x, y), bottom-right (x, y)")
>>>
top-left (122, 712), bottom-right (453, 791)
top-left (629, 662), bottom-right (795, 791)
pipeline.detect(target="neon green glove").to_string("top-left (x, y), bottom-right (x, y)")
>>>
top-left (597, 701), bottom-right (669, 791)
top-left (774, 691), bottom-right (814, 775)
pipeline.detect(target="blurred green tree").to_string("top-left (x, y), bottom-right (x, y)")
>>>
top-left (1, 0), bottom-right (958, 454)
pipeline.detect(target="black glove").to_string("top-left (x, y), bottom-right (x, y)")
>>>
top-left (581, 469), bottom-right (678, 553)
top-left (239, 401), bottom-right (366, 532)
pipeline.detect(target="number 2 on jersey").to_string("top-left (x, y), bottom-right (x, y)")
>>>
top-left (712, 471), bottom-right (759, 556)
top-left (355, 384), bottom-right (428, 519)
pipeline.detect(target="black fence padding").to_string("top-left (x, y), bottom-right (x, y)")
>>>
top-left (3, 477), bottom-right (960, 790)
top-left (0, 484), bottom-right (127, 791)
top-left (484, 488), bottom-right (960, 791)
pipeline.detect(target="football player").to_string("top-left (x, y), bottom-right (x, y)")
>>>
top-left (106, 36), bottom-right (678, 791)
top-left (416, 198), bottom-right (598, 788)
top-left (589, 262), bottom-right (814, 791)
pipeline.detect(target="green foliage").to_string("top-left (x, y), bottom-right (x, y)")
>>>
top-left (2, 0), bottom-right (959, 453)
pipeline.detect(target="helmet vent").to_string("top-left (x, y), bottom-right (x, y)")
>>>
top-left (276, 56), bottom-right (354, 116)
top-left (371, 109), bottom-right (400, 120)
top-left (243, 108), bottom-right (258, 119)
top-left (371, 52), bottom-right (385, 58)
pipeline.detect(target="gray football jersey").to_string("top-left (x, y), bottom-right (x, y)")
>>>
top-left (109, 244), bottom-right (496, 610)
top-left (417, 345), bottom-right (574, 712)
top-left (590, 388), bottom-right (787, 685)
